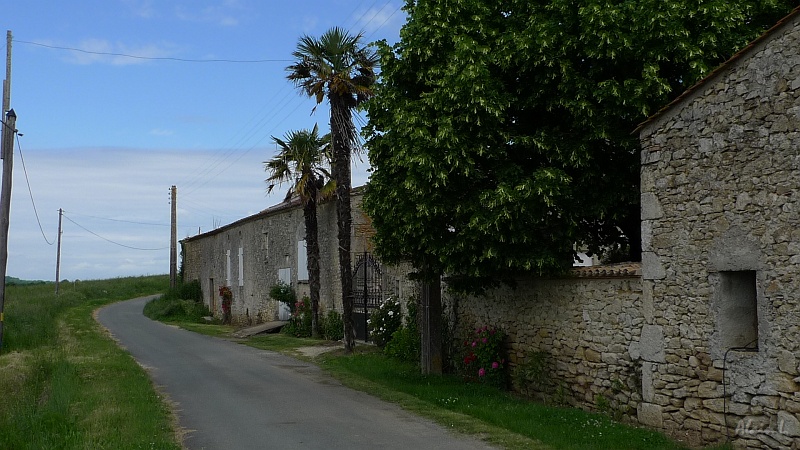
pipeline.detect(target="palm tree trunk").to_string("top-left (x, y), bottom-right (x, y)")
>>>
top-left (304, 188), bottom-right (322, 338)
top-left (330, 94), bottom-right (355, 352)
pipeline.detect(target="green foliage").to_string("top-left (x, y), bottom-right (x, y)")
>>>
top-left (321, 310), bottom-right (344, 341)
top-left (512, 351), bottom-right (554, 400)
top-left (269, 282), bottom-right (296, 311)
top-left (368, 297), bottom-right (403, 348)
top-left (461, 326), bottom-right (506, 388)
top-left (363, 0), bottom-right (797, 291)
top-left (144, 279), bottom-right (209, 323)
top-left (282, 297), bottom-right (312, 337)
top-left (384, 297), bottom-right (420, 362)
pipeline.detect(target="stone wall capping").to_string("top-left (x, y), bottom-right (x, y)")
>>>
top-left (568, 262), bottom-right (641, 278)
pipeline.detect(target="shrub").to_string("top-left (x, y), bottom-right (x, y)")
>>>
top-left (269, 282), bottom-right (296, 312)
top-left (384, 297), bottom-right (420, 363)
top-left (282, 297), bottom-right (312, 337)
top-left (461, 326), bottom-right (506, 388)
top-left (321, 310), bottom-right (344, 341)
top-left (367, 297), bottom-right (402, 348)
top-left (512, 351), bottom-right (553, 399)
top-left (179, 279), bottom-right (202, 302)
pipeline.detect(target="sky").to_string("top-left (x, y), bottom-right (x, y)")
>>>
top-left (1, 0), bottom-right (406, 281)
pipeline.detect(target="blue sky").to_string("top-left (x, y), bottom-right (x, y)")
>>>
top-left (2, 0), bottom-right (405, 281)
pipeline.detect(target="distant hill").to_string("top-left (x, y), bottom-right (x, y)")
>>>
top-left (5, 276), bottom-right (49, 286)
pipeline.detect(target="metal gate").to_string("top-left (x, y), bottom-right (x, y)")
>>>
top-left (352, 252), bottom-right (382, 341)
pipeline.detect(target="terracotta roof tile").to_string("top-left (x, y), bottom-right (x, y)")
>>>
top-left (569, 262), bottom-right (641, 278)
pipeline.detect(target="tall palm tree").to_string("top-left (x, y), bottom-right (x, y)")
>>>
top-left (265, 125), bottom-right (332, 338)
top-left (287, 27), bottom-right (378, 352)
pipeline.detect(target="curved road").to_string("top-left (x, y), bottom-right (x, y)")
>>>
top-left (97, 296), bottom-right (495, 450)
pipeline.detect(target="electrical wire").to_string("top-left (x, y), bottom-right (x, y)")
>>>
top-left (16, 134), bottom-right (55, 245)
top-left (62, 214), bottom-right (168, 251)
top-left (62, 210), bottom-right (169, 227)
top-left (14, 39), bottom-right (291, 63)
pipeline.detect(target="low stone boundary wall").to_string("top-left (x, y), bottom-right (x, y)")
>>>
top-left (447, 264), bottom-right (644, 420)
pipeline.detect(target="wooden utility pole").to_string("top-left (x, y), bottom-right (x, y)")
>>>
top-left (169, 185), bottom-right (177, 288)
top-left (55, 208), bottom-right (63, 294)
top-left (0, 30), bottom-right (13, 354)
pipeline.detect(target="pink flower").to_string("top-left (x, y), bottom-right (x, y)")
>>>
top-left (471, 341), bottom-right (477, 347)
top-left (478, 368), bottom-right (486, 377)
top-left (482, 337), bottom-right (488, 344)
top-left (492, 361), bottom-right (499, 369)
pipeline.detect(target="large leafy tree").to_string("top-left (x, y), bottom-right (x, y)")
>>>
top-left (364, 0), bottom-right (796, 290)
top-left (287, 27), bottom-right (379, 351)
top-left (265, 125), bottom-right (332, 338)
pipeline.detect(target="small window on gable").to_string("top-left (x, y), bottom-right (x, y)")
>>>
top-left (717, 271), bottom-right (759, 351)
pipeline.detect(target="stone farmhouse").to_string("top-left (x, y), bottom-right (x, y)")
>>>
top-left (181, 188), bottom-right (415, 333)
top-left (181, 8), bottom-right (800, 449)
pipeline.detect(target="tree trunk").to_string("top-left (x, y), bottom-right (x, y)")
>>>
top-left (304, 187), bottom-right (322, 338)
top-left (330, 94), bottom-right (355, 352)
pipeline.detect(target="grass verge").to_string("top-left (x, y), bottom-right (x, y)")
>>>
top-left (316, 348), bottom-right (688, 450)
top-left (0, 276), bottom-right (181, 450)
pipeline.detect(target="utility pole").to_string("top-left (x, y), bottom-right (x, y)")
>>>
top-left (0, 30), bottom-right (13, 354)
top-left (169, 185), bottom-right (177, 288)
top-left (55, 208), bottom-right (63, 295)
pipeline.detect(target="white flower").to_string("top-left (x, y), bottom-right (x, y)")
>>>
top-left (388, 311), bottom-right (394, 316)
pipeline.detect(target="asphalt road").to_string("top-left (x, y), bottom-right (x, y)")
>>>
top-left (96, 296), bottom-right (496, 450)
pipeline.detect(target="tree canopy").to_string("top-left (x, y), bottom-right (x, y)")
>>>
top-left (363, 0), bottom-right (797, 290)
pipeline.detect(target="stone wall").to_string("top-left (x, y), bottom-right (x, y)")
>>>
top-left (638, 12), bottom-right (800, 449)
top-left (448, 266), bottom-right (645, 419)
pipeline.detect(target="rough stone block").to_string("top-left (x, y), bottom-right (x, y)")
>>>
top-left (640, 324), bottom-right (666, 363)
top-left (777, 350), bottom-right (798, 375)
top-left (638, 402), bottom-right (664, 428)
top-left (641, 252), bottom-right (666, 280)
top-left (698, 381), bottom-right (723, 398)
top-left (641, 192), bottom-right (664, 220)
top-left (778, 411), bottom-right (800, 437)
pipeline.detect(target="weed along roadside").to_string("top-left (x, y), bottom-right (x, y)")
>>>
top-left (148, 284), bottom-right (699, 450)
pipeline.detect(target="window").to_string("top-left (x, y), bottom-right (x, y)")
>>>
top-left (297, 240), bottom-right (308, 282)
top-left (238, 247), bottom-right (244, 287)
top-left (717, 271), bottom-right (758, 350)
top-left (225, 250), bottom-right (231, 287)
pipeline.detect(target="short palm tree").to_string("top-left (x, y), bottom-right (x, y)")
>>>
top-left (287, 27), bottom-right (378, 351)
top-left (265, 125), bottom-right (332, 338)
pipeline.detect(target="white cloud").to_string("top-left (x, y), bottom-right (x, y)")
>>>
top-left (122, 0), bottom-right (157, 19)
top-left (7, 145), bottom-right (370, 281)
top-left (150, 128), bottom-right (174, 136)
top-left (61, 39), bottom-right (177, 66)
top-left (174, 1), bottom-right (249, 27)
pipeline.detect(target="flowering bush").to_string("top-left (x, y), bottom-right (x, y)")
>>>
top-left (384, 297), bottom-right (420, 362)
top-left (219, 286), bottom-right (233, 324)
top-left (368, 297), bottom-right (402, 348)
top-left (283, 297), bottom-right (312, 337)
top-left (461, 326), bottom-right (506, 387)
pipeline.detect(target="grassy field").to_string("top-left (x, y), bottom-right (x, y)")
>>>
top-left (0, 276), bottom-right (181, 450)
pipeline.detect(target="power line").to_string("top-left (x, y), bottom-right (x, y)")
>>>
top-left (63, 211), bottom-right (169, 227)
top-left (62, 214), bottom-right (168, 251)
top-left (14, 39), bottom-right (291, 63)
top-left (16, 135), bottom-right (54, 245)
